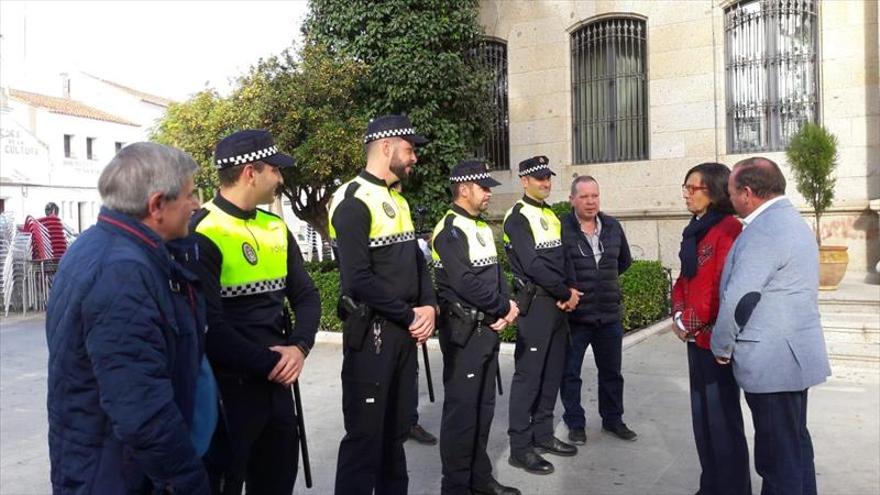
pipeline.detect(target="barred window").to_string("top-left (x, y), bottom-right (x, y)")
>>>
top-left (571, 17), bottom-right (648, 164)
top-left (474, 39), bottom-right (510, 170)
top-left (725, 0), bottom-right (819, 153)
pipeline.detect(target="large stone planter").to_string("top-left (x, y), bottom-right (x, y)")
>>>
top-left (819, 245), bottom-right (849, 290)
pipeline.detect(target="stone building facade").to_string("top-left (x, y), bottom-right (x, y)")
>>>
top-left (478, 0), bottom-right (878, 279)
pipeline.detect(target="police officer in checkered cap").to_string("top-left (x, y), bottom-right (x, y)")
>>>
top-left (431, 159), bottom-right (522, 494)
top-left (328, 114), bottom-right (437, 494)
top-left (503, 155), bottom-right (583, 475)
top-left (190, 129), bottom-right (321, 494)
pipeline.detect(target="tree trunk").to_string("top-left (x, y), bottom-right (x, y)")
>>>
top-left (280, 187), bottom-right (331, 244)
top-left (815, 211), bottom-right (822, 246)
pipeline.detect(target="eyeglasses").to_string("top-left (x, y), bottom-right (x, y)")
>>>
top-left (681, 184), bottom-right (709, 195)
top-left (577, 238), bottom-right (604, 258)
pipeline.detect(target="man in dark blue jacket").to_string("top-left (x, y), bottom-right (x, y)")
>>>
top-left (559, 175), bottom-right (636, 446)
top-left (46, 143), bottom-right (210, 494)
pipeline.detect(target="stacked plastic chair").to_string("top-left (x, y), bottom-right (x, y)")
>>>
top-left (23, 216), bottom-right (53, 261)
top-left (0, 212), bottom-right (17, 316)
top-left (38, 215), bottom-right (68, 260)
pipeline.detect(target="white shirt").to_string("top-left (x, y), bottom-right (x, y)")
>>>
top-left (742, 196), bottom-right (786, 229)
top-left (579, 215), bottom-right (602, 264)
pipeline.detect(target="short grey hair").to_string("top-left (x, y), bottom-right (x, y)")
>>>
top-left (98, 142), bottom-right (198, 218)
top-left (570, 175), bottom-right (599, 197)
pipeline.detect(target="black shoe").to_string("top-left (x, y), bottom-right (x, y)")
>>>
top-left (507, 450), bottom-right (554, 475)
top-left (603, 422), bottom-right (638, 441)
top-left (473, 479), bottom-right (522, 495)
top-left (407, 424), bottom-right (437, 445)
top-left (533, 436), bottom-right (578, 457)
top-left (568, 428), bottom-right (587, 445)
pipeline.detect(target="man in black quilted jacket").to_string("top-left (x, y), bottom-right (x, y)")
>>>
top-left (559, 175), bottom-right (636, 446)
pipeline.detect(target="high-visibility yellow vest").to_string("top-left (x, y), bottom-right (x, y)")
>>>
top-left (503, 199), bottom-right (562, 249)
top-left (195, 200), bottom-right (288, 298)
top-left (328, 175), bottom-right (415, 247)
top-left (431, 209), bottom-right (497, 268)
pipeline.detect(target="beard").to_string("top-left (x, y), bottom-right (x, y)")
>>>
top-left (389, 155), bottom-right (412, 185)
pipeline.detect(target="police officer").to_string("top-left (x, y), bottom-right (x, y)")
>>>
top-left (504, 156), bottom-right (581, 474)
top-left (328, 115), bottom-right (437, 495)
top-left (432, 160), bottom-right (521, 495)
top-left (190, 129), bottom-right (321, 494)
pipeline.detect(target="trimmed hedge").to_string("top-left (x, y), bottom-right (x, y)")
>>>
top-left (302, 257), bottom-right (669, 339)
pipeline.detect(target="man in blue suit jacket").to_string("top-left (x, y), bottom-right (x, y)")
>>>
top-left (712, 157), bottom-right (831, 495)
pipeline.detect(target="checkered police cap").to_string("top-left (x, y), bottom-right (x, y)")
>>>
top-left (449, 159), bottom-right (501, 188)
top-left (214, 129), bottom-right (294, 170)
top-left (363, 114), bottom-right (429, 146)
top-left (517, 155), bottom-right (555, 178)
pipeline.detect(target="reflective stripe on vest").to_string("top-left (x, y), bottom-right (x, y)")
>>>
top-left (195, 200), bottom-right (288, 298)
top-left (328, 175), bottom-right (415, 248)
top-left (430, 209), bottom-right (498, 269)
top-left (503, 200), bottom-right (562, 249)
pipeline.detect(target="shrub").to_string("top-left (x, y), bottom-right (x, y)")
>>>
top-left (303, 258), bottom-right (669, 339)
top-left (620, 260), bottom-right (670, 331)
top-left (305, 265), bottom-right (342, 332)
top-left (549, 201), bottom-right (570, 220)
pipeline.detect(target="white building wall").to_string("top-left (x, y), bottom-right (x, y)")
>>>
top-left (68, 73), bottom-right (169, 131)
top-left (1, 99), bottom-right (145, 232)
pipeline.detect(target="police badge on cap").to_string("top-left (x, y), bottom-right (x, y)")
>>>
top-left (517, 155), bottom-right (556, 179)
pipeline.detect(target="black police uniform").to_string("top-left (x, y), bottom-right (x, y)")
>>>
top-left (503, 157), bottom-right (576, 467)
top-left (431, 161), bottom-right (519, 495)
top-left (188, 130), bottom-right (321, 495)
top-left (328, 115), bottom-right (436, 495)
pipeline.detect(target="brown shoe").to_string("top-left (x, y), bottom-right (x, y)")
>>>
top-left (407, 424), bottom-right (437, 445)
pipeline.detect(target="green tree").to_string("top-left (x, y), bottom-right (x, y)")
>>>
top-left (152, 43), bottom-right (367, 240)
top-left (786, 123), bottom-right (838, 245)
top-left (304, 0), bottom-right (493, 223)
top-left (150, 90), bottom-right (237, 197)
top-left (234, 43), bottom-right (368, 240)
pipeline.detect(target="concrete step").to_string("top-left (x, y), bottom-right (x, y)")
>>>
top-left (817, 279), bottom-right (880, 315)
top-left (819, 299), bottom-right (880, 315)
top-left (825, 340), bottom-right (880, 363)
top-left (822, 312), bottom-right (880, 331)
top-left (823, 327), bottom-right (880, 345)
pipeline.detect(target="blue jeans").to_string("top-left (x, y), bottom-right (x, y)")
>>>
top-left (559, 320), bottom-right (624, 430)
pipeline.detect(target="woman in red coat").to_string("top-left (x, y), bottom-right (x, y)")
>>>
top-left (672, 162), bottom-right (751, 495)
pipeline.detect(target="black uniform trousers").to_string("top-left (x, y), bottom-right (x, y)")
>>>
top-left (335, 318), bottom-right (417, 495)
top-left (205, 376), bottom-right (299, 495)
top-left (687, 343), bottom-right (751, 495)
top-left (439, 319), bottom-right (500, 495)
top-left (745, 389), bottom-right (816, 495)
top-left (507, 294), bottom-right (569, 455)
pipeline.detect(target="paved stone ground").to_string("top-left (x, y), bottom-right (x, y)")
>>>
top-left (1, 315), bottom-right (878, 494)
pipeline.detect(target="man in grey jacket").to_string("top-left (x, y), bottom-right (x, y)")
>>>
top-left (712, 157), bottom-right (831, 495)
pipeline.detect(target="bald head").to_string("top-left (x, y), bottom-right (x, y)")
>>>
top-left (728, 156), bottom-right (786, 217)
top-left (731, 157), bottom-right (786, 198)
